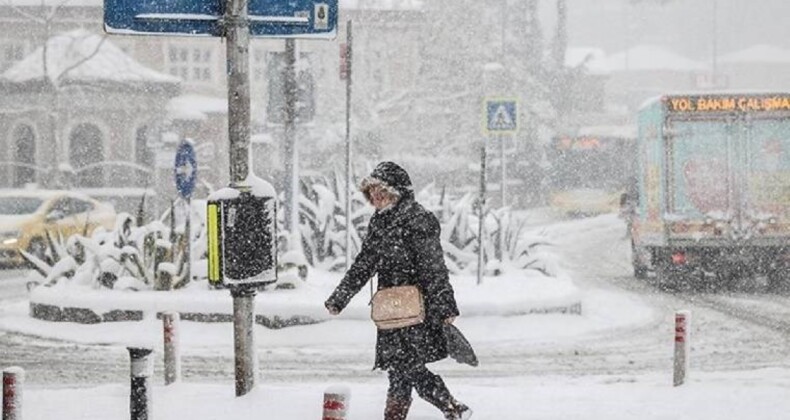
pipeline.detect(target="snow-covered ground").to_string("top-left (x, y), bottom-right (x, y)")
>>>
top-left (2, 213), bottom-right (789, 419)
top-left (22, 369), bottom-right (790, 420)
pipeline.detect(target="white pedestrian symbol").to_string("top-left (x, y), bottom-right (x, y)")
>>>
top-left (491, 104), bottom-right (514, 130)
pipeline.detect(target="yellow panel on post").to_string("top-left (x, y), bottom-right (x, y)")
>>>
top-left (207, 202), bottom-right (222, 285)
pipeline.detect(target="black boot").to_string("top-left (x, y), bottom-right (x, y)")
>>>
top-left (384, 396), bottom-right (412, 420)
top-left (443, 400), bottom-right (473, 420)
top-left (413, 371), bottom-right (472, 419)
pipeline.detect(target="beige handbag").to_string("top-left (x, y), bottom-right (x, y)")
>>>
top-left (370, 285), bottom-right (425, 330)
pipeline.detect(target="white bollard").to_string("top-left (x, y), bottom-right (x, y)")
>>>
top-left (3, 367), bottom-right (24, 420)
top-left (322, 386), bottom-right (350, 420)
top-left (673, 310), bottom-right (691, 386)
top-left (162, 311), bottom-right (181, 385)
top-left (128, 347), bottom-right (153, 420)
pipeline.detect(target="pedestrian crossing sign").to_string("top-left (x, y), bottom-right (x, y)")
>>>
top-left (484, 99), bottom-right (518, 133)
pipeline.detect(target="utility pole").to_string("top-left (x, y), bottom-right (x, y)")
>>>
top-left (711, 0), bottom-right (718, 83)
top-left (283, 38), bottom-right (299, 248)
top-left (224, 0), bottom-right (256, 397)
top-left (344, 21), bottom-right (353, 270)
top-left (477, 141), bottom-right (486, 285)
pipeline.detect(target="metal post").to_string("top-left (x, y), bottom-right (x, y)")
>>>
top-left (224, 0), bottom-right (257, 397)
top-left (232, 287), bottom-right (256, 396)
top-left (128, 347), bottom-right (153, 420)
top-left (499, 134), bottom-right (506, 262)
top-left (500, 134), bottom-right (506, 208)
top-left (2, 367), bottom-right (23, 420)
top-left (477, 142), bottom-right (487, 286)
top-left (673, 310), bottom-right (690, 386)
top-left (711, 0), bottom-right (718, 83)
top-left (500, 0), bottom-right (506, 60)
top-left (225, 0), bottom-right (251, 186)
top-left (283, 38), bottom-right (298, 241)
top-left (344, 20), bottom-right (353, 270)
top-left (184, 198), bottom-right (191, 285)
top-left (162, 311), bottom-right (181, 385)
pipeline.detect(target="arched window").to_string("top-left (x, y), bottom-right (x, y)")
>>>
top-left (69, 123), bottom-right (104, 188)
top-left (12, 125), bottom-right (36, 187)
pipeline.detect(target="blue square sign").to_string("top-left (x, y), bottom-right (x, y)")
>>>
top-left (485, 99), bottom-right (518, 133)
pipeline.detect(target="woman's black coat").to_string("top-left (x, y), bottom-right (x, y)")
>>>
top-left (325, 195), bottom-right (460, 370)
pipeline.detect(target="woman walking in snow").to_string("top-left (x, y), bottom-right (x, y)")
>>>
top-left (325, 161), bottom-right (472, 420)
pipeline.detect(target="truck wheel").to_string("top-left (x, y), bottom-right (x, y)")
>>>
top-left (634, 264), bottom-right (648, 279)
top-left (714, 267), bottom-right (737, 292)
top-left (653, 259), bottom-right (672, 291)
top-left (632, 241), bottom-right (648, 280)
top-left (767, 267), bottom-right (788, 294)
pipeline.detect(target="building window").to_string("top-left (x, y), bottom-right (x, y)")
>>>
top-left (1, 41), bottom-right (27, 70)
top-left (165, 44), bottom-right (213, 83)
top-left (12, 125), bottom-right (36, 187)
top-left (69, 123), bottom-right (104, 188)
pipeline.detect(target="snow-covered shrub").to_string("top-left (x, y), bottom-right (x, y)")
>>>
top-left (417, 184), bottom-right (552, 276)
top-left (26, 207), bottom-right (193, 291)
top-left (283, 169), bottom-right (372, 272)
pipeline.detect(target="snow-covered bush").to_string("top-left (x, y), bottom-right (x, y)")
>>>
top-left (417, 184), bottom-right (552, 276)
top-left (25, 207), bottom-right (192, 291)
top-left (283, 169), bottom-right (372, 272)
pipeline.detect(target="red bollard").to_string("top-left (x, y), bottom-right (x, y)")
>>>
top-left (322, 386), bottom-right (350, 420)
top-left (3, 367), bottom-right (24, 420)
top-left (162, 311), bottom-right (181, 385)
top-left (673, 310), bottom-right (691, 386)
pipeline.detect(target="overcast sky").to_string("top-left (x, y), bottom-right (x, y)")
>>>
top-left (550, 0), bottom-right (790, 58)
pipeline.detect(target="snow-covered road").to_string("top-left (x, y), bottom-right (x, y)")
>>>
top-left (1, 213), bottom-right (788, 388)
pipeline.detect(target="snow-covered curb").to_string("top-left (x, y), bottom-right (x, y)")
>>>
top-left (28, 268), bottom-right (582, 327)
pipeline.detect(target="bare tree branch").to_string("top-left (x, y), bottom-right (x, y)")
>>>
top-left (55, 33), bottom-right (108, 84)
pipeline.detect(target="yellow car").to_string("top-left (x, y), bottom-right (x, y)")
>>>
top-left (0, 190), bottom-right (117, 266)
top-left (549, 188), bottom-right (623, 218)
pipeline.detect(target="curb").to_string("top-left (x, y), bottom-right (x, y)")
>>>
top-left (29, 302), bottom-right (321, 329)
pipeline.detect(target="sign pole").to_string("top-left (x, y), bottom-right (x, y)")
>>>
top-left (344, 20), bottom-right (353, 270)
top-left (224, 0), bottom-right (256, 397)
top-left (185, 197), bottom-right (191, 285)
top-left (174, 138), bottom-right (197, 287)
top-left (500, 133), bottom-right (506, 208)
top-left (284, 38), bottom-right (299, 247)
top-left (477, 140), bottom-right (486, 286)
top-left (500, 133), bottom-right (506, 262)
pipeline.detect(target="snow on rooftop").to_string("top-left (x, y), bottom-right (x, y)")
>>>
top-left (603, 44), bottom-right (707, 72)
top-left (1, 29), bottom-right (179, 85)
top-left (565, 47), bottom-right (609, 74)
top-left (719, 44), bottom-right (790, 64)
top-left (166, 94), bottom-right (227, 121)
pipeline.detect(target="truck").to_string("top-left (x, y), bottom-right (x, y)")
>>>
top-left (630, 92), bottom-right (790, 291)
top-left (546, 125), bottom-right (637, 218)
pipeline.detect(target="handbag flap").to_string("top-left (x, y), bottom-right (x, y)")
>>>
top-left (371, 285), bottom-right (424, 322)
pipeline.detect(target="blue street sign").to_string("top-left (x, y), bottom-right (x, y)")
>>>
top-left (174, 140), bottom-right (197, 199)
top-left (104, 0), bottom-right (338, 38)
top-left (484, 99), bottom-right (519, 133)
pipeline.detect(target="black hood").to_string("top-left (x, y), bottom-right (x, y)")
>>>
top-left (368, 161), bottom-right (413, 196)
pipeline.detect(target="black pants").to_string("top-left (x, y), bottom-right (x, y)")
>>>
top-left (387, 365), bottom-right (454, 409)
